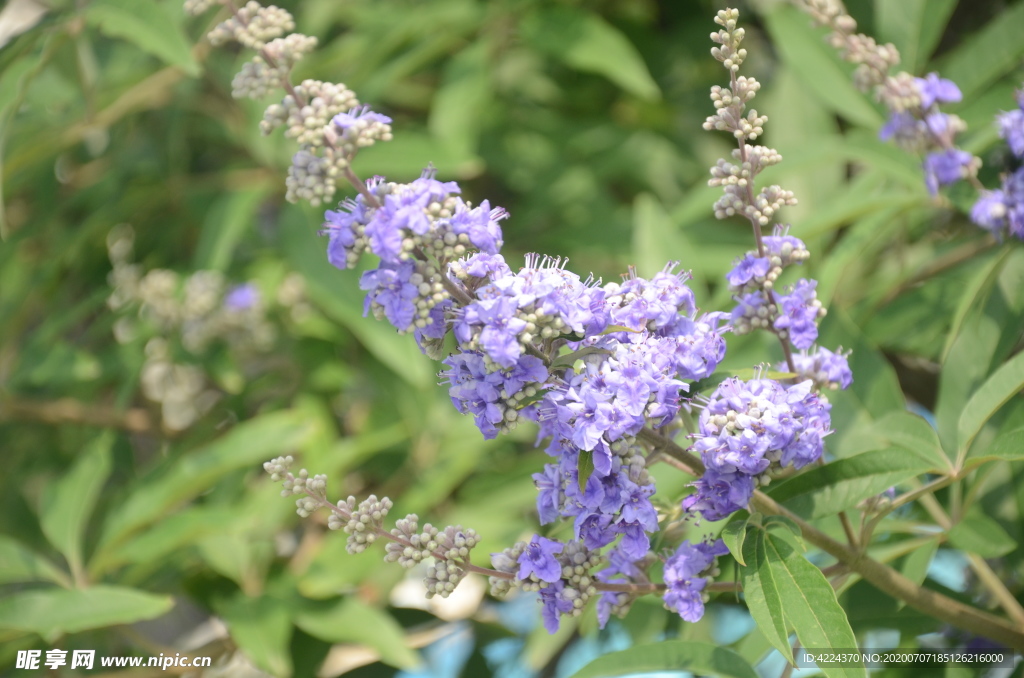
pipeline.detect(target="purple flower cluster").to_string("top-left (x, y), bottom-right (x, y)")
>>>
top-left (971, 89), bottom-right (1024, 241)
top-left (683, 377), bottom-right (831, 521)
top-left (877, 73), bottom-right (979, 196)
top-left (786, 346), bottom-right (853, 391)
top-left (916, 73), bottom-right (962, 110)
top-left (727, 231), bottom-right (810, 294)
top-left (726, 229), bottom-right (824, 349)
top-left (663, 539), bottom-right (728, 622)
top-left (731, 278), bottom-right (825, 349)
top-left (323, 166), bottom-right (507, 338)
top-left (453, 254), bottom-right (601, 369)
top-left (773, 279), bottom-right (826, 350)
top-left (442, 350), bottom-right (547, 439)
top-left (923, 149), bottom-right (974, 196)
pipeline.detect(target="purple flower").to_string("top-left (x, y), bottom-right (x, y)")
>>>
top-left (915, 73), bottom-right (962, 109)
top-left (533, 464), bottom-right (563, 525)
top-left (539, 580), bottom-right (574, 633)
top-left (726, 253), bottom-right (770, 288)
top-left (1004, 168), bottom-right (1024, 239)
top-left (333, 105), bottom-right (393, 130)
top-left (458, 252), bottom-right (511, 280)
top-left (450, 200), bottom-right (507, 254)
top-left (788, 346), bottom-right (853, 390)
top-left (688, 375), bottom-right (832, 521)
top-left (773, 279), bottom-right (822, 350)
top-left (518, 535), bottom-right (564, 583)
top-left (663, 539), bottom-right (728, 622)
top-left (224, 283), bottom-right (259, 310)
top-left (879, 111), bottom-right (922, 144)
top-left (923, 149), bottom-right (974, 195)
top-left (359, 260), bottom-right (418, 331)
top-left (998, 108), bottom-right (1024, 158)
top-left (682, 468), bottom-right (754, 522)
top-left (442, 351), bottom-right (547, 439)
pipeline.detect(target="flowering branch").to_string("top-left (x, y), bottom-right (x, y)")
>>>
top-left (186, 0), bottom-right (1024, 651)
top-left (797, 0), bottom-right (1024, 242)
top-left (639, 426), bottom-right (1024, 651)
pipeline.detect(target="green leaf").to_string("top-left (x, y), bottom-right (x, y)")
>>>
top-left (85, 0), bottom-right (199, 76)
top-left (295, 597), bottom-right (421, 670)
top-left (429, 41), bottom-right (491, 160)
top-left (522, 6), bottom-right (660, 101)
top-left (566, 641), bottom-right (758, 678)
top-left (763, 515), bottom-right (803, 548)
top-left (871, 411), bottom-right (950, 472)
top-left (218, 594), bottom-right (291, 677)
top-left (933, 1), bottom-right (1024, 100)
top-left (194, 188), bottom-right (266, 271)
top-left (721, 515), bottom-right (754, 566)
top-left (947, 513), bottom-right (1017, 558)
top-left (764, 5), bottom-right (883, 128)
top-left (40, 432), bottom-right (113, 576)
top-left (632, 193), bottom-right (702, 296)
top-left (957, 350), bottom-right (1024, 463)
top-left (964, 426), bottom-right (1024, 470)
top-left (874, 0), bottom-right (957, 73)
top-left (740, 530), bottom-right (792, 663)
top-left (942, 250), bottom-right (1011, 362)
top-left (94, 411), bottom-right (313, 567)
top-left (897, 537), bottom-right (939, 609)
top-left (100, 506), bottom-right (239, 571)
top-left (767, 449), bottom-right (932, 519)
top-left (763, 532), bottom-right (865, 678)
top-left (0, 585), bottom-right (173, 641)
top-left (937, 248), bottom-right (1024, 454)
top-left (550, 346), bottom-right (613, 370)
top-left (577, 450), bottom-right (595, 493)
top-left (0, 536), bottom-right (69, 587)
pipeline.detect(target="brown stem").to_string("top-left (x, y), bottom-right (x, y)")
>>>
top-left (0, 395), bottom-right (155, 434)
top-left (343, 166), bottom-right (382, 209)
top-left (838, 511), bottom-right (859, 549)
top-left (915, 491), bottom-right (1024, 629)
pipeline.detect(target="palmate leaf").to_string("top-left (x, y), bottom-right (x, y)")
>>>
top-left (741, 528), bottom-right (866, 678)
top-left (957, 350), bottom-right (1024, 465)
top-left (937, 248), bottom-right (1024, 455)
top-left (0, 536), bottom-right (69, 587)
top-left (721, 514), bottom-right (756, 566)
top-left (767, 448), bottom-right (933, 519)
top-left (964, 426), bottom-right (1024, 471)
top-left (566, 641), bottom-right (757, 678)
top-left (947, 512), bottom-right (1017, 558)
top-left (870, 411), bottom-right (951, 473)
top-left (740, 529), bottom-right (792, 662)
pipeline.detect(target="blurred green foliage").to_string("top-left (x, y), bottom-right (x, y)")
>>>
top-left (1, 0), bottom-right (1023, 676)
